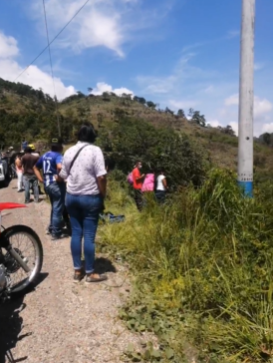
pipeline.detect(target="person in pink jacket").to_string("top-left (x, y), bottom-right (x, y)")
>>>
top-left (141, 173), bottom-right (155, 192)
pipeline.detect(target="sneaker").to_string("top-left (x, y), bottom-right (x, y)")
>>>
top-left (51, 233), bottom-right (69, 241)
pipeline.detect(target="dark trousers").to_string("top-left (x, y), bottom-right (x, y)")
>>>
top-left (24, 174), bottom-right (39, 203)
top-left (45, 182), bottom-right (66, 237)
top-left (134, 189), bottom-right (143, 211)
top-left (155, 190), bottom-right (166, 204)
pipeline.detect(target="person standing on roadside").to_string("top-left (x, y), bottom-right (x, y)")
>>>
top-left (21, 147), bottom-right (39, 203)
top-left (59, 122), bottom-right (107, 283)
top-left (28, 144), bottom-right (40, 158)
top-left (34, 138), bottom-right (67, 241)
top-left (29, 145), bottom-right (42, 195)
top-left (132, 161), bottom-right (145, 211)
top-left (15, 153), bottom-right (24, 192)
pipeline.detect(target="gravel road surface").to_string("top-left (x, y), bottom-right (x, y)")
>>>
top-left (0, 181), bottom-right (147, 363)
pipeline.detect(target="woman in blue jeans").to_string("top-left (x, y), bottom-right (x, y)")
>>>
top-left (59, 123), bottom-right (107, 283)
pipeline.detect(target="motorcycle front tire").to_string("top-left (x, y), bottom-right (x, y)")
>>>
top-left (1, 225), bottom-right (43, 295)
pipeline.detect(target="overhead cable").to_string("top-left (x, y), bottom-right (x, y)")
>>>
top-left (42, 0), bottom-right (61, 135)
top-left (13, 0), bottom-right (91, 82)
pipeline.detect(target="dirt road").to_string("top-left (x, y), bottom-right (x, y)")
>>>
top-left (0, 181), bottom-right (143, 363)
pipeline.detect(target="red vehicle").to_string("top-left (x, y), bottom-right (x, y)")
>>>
top-left (0, 203), bottom-right (43, 302)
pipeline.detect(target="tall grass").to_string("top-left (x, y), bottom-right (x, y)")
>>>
top-left (99, 169), bottom-right (273, 362)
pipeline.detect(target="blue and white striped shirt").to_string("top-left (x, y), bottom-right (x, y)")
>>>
top-left (36, 151), bottom-right (63, 187)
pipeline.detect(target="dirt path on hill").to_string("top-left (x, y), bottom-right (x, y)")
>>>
top-left (0, 180), bottom-right (147, 363)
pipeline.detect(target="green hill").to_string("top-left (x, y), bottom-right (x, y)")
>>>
top-left (0, 77), bottom-right (272, 182)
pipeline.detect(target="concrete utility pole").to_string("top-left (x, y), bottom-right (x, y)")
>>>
top-left (238, 0), bottom-right (256, 197)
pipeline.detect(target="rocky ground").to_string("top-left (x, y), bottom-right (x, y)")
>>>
top-left (0, 180), bottom-right (149, 363)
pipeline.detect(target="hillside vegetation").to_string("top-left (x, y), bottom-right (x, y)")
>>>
top-left (1, 78), bottom-right (273, 181)
top-left (100, 170), bottom-right (273, 362)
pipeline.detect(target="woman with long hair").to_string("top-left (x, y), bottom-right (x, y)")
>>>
top-left (59, 123), bottom-right (107, 283)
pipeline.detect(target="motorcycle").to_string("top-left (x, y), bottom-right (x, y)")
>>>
top-left (0, 203), bottom-right (43, 302)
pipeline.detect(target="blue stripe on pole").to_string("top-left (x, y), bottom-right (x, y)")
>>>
top-left (238, 181), bottom-right (253, 197)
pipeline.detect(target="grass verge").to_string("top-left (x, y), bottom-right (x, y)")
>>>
top-left (98, 169), bottom-right (273, 362)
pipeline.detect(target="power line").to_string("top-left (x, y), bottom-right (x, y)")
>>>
top-left (42, 0), bottom-right (61, 136)
top-left (13, 0), bottom-right (91, 83)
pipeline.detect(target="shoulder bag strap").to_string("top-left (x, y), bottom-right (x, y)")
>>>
top-left (67, 144), bottom-right (89, 174)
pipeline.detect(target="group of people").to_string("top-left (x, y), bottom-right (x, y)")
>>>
top-left (10, 125), bottom-right (167, 283)
top-left (130, 161), bottom-right (168, 211)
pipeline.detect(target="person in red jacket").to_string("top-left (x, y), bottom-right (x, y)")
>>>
top-left (132, 161), bottom-right (145, 211)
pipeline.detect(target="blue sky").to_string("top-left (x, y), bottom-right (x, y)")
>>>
top-left (0, 0), bottom-right (272, 136)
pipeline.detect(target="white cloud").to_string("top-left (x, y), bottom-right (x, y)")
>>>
top-left (78, 10), bottom-right (123, 57)
top-left (30, 0), bottom-right (170, 57)
top-left (136, 74), bottom-right (175, 94)
top-left (262, 123), bottom-right (273, 134)
top-left (30, 0), bottom-right (130, 56)
top-left (0, 32), bottom-right (19, 58)
top-left (91, 82), bottom-right (134, 97)
top-left (169, 99), bottom-right (197, 110)
top-left (0, 30), bottom-right (76, 100)
top-left (229, 122), bottom-right (239, 136)
top-left (136, 53), bottom-right (214, 95)
top-left (254, 97), bottom-right (272, 118)
top-left (208, 119), bottom-right (221, 128)
top-left (225, 94), bottom-right (239, 106)
top-left (224, 94), bottom-right (273, 119)
top-left (222, 94), bottom-right (273, 136)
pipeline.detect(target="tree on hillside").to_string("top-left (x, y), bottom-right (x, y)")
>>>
top-left (165, 107), bottom-right (174, 115)
top-left (0, 126), bottom-right (5, 149)
top-left (188, 108), bottom-right (195, 118)
top-left (102, 92), bottom-right (111, 102)
top-left (134, 96), bottom-right (146, 105)
top-left (224, 125), bottom-right (235, 136)
top-left (77, 91), bottom-right (85, 97)
top-left (263, 132), bottom-right (271, 146)
top-left (177, 109), bottom-right (185, 118)
top-left (146, 101), bottom-right (156, 109)
top-left (191, 110), bottom-right (206, 127)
